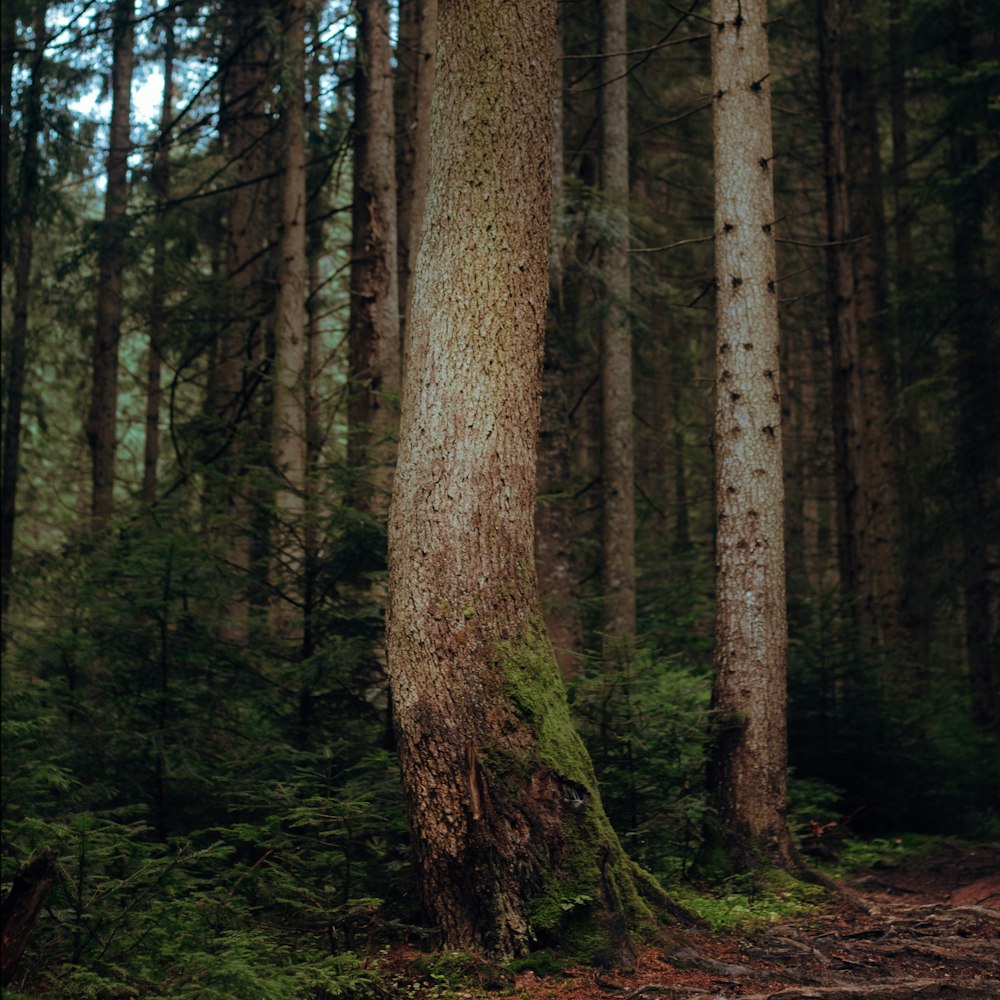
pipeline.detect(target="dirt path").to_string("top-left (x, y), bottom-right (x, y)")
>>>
top-left (506, 843), bottom-right (1000, 1000)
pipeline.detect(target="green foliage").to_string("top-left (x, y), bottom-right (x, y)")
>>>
top-left (1, 499), bottom-right (417, 997)
top-left (571, 650), bottom-right (712, 879)
top-left (410, 951), bottom-right (514, 992)
top-left (787, 587), bottom-right (1000, 839)
top-left (833, 833), bottom-right (948, 873)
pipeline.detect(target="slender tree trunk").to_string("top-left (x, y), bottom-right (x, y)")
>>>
top-left (302, 6), bottom-right (326, 675)
top-left (211, 0), bottom-right (271, 643)
top-left (705, 0), bottom-right (794, 871)
top-left (888, 0), bottom-right (913, 374)
top-left (818, 0), bottom-right (903, 647)
top-left (818, 0), bottom-right (865, 630)
top-left (889, 0), bottom-right (932, 671)
top-left (142, 4), bottom-right (176, 506)
top-left (949, 22), bottom-right (1000, 734)
top-left (348, 0), bottom-right (401, 511)
top-left (0, 0), bottom-right (45, 634)
top-left (270, 0), bottom-right (308, 639)
top-left (536, 12), bottom-right (584, 679)
top-left (395, 0), bottom-right (436, 356)
top-left (386, 0), bottom-right (666, 963)
top-left (842, 2), bottom-right (903, 648)
top-left (86, 0), bottom-right (134, 532)
top-left (599, 0), bottom-right (636, 657)
top-left (1, 0), bottom-right (16, 264)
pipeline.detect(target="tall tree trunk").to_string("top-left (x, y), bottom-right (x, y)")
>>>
top-left (889, 0), bottom-right (932, 671)
top-left (599, 0), bottom-right (636, 657)
top-left (210, 0), bottom-right (271, 644)
top-left (348, 0), bottom-right (401, 511)
top-left (705, 0), bottom-right (794, 872)
top-left (271, 0), bottom-right (308, 637)
top-left (0, 0), bottom-right (45, 634)
top-left (1, 0), bottom-right (16, 264)
top-left (949, 21), bottom-right (1000, 734)
top-left (386, 0), bottom-right (666, 964)
top-left (395, 0), bottom-right (436, 357)
top-left (142, 3), bottom-right (176, 506)
top-left (818, 0), bottom-right (903, 648)
top-left (302, 6), bottom-right (326, 677)
top-left (536, 11), bottom-right (584, 679)
top-left (842, 1), bottom-right (903, 648)
top-left (818, 0), bottom-right (858, 611)
top-left (86, 0), bottom-right (134, 532)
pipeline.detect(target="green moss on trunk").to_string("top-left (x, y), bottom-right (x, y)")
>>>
top-left (482, 619), bottom-right (665, 965)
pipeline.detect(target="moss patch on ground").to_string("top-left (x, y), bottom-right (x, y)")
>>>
top-left (673, 866), bottom-right (828, 931)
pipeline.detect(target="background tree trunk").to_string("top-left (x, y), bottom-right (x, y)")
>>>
top-left (706, 0), bottom-right (794, 872)
top-left (395, 0), bottom-right (436, 357)
top-left (348, 0), bottom-right (400, 511)
top-left (818, 0), bottom-right (903, 648)
top-left (842, 1), bottom-right (903, 648)
top-left (599, 0), bottom-right (636, 658)
top-left (302, 6), bottom-right (327, 676)
top-left (210, 0), bottom-right (271, 644)
top-left (1, 0), bottom-right (45, 633)
top-left (386, 0), bottom-right (657, 963)
top-left (949, 19), bottom-right (1000, 735)
top-left (0, 0), bottom-right (17, 263)
top-left (86, 0), bottom-right (134, 532)
top-left (271, 0), bottom-right (308, 636)
top-left (536, 11), bottom-right (584, 679)
top-left (142, 4), bottom-right (175, 506)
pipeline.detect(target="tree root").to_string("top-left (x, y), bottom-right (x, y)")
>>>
top-left (734, 979), bottom-right (1000, 999)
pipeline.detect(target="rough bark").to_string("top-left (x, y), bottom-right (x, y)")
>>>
top-left (86, 0), bottom-right (134, 532)
top-left (386, 0), bottom-right (658, 963)
top-left (271, 0), bottom-right (308, 636)
top-left (536, 12), bottom-right (584, 680)
top-left (0, 0), bottom-right (45, 633)
top-left (599, 0), bottom-right (636, 657)
top-left (348, 0), bottom-right (401, 511)
top-left (706, 0), bottom-right (795, 871)
top-left (142, 5), bottom-right (175, 506)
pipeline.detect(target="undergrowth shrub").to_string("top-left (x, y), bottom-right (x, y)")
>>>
top-left (1, 509), bottom-right (419, 997)
top-left (787, 587), bottom-right (1000, 839)
top-left (571, 650), bottom-right (711, 879)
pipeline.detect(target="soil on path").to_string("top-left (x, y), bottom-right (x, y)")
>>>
top-left (500, 842), bottom-right (1000, 1000)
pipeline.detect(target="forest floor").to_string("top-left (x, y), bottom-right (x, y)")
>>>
top-left (504, 841), bottom-right (1000, 1000)
top-left (387, 841), bottom-right (1000, 1000)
